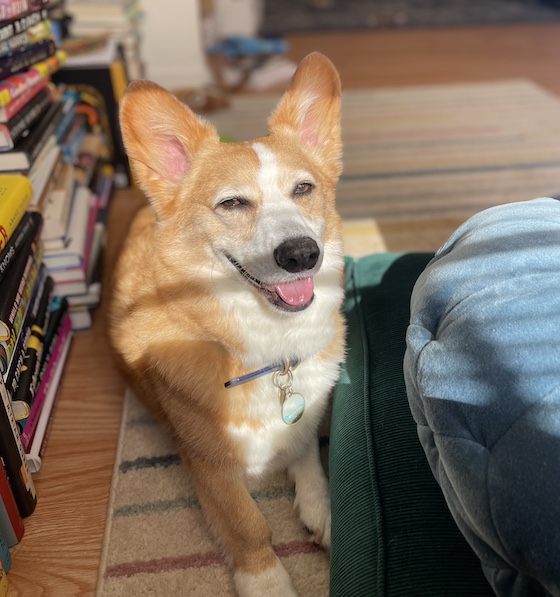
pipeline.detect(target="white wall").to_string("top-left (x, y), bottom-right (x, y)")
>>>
top-left (140, 0), bottom-right (212, 90)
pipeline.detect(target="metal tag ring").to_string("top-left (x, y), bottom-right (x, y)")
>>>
top-left (272, 368), bottom-right (293, 390)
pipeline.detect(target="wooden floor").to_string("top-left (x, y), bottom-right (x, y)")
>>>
top-left (9, 23), bottom-right (560, 597)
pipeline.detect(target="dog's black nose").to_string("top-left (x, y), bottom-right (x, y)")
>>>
top-left (274, 237), bottom-right (320, 273)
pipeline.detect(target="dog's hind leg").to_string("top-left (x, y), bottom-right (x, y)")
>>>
top-left (289, 439), bottom-right (331, 549)
top-left (185, 457), bottom-right (299, 597)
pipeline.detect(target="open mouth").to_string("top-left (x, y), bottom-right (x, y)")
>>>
top-left (225, 254), bottom-right (315, 312)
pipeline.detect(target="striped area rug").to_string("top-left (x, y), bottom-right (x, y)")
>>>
top-left (96, 390), bottom-right (332, 597)
top-left (97, 80), bottom-right (560, 596)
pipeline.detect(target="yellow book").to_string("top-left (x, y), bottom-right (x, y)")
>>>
top-left (0, 174), bottom-right (33, 253)
top-left (0, 565), bottom-right (10, 597)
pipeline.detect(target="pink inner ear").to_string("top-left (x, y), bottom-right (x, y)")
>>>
top-left (161, 135), bottom-right (190, 183)
top-left (301, 108), bottom-right (320, 148)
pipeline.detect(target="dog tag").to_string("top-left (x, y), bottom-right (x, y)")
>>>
top-left (272, 362), bottom-right (305, 425)
top-left (280, 390), bottom-right (305, 425)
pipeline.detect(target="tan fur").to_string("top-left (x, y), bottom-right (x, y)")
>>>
top-left (108, 52), bottom-right (345, 596)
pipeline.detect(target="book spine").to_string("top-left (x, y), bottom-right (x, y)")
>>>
top-left (0, 372), bottom-right (36, 517)
top-left (27, 48), bottom-right (66, 81)
top-left (26, 313), bottom-right (71, 474)
top-left (0, 0), bottom-right (33, 23)
top-left (95, 163), bottom-right (114, 212)
top-left (0, 77), bottom-right (47, 123)
top-left (25, 97), bottom-right (63, 164)
top-left (0, 7), bottom-right (48, 43)
top-left (3, 318), bottom-right (29, 395)
top-left (4, 262), bottom-right (45, 393)
top-left (0, 39), bottom-right (55, 83)
top-left (0, 235), bottom-right (42, 374)
top-left (37, 294), bottom-right (66, 379)
top-left (80, 193), bottom-right (99, 275)
top-left (20, 309), bottom-right (70, 449)
top-left (0, 237), bottom-right (36, 341)
top-left (0, 460), bottom-right (23, 547)
top-left (0, 43), bottom-right (58, 108)
top-left (0, 174), bottom-right (33, 252)
top-left (0, 67), bottom-right (41, 108)
top-left (0, 85), bottom-right (52, 149)
top-left (0, 561), bottom-right (10, 596)
top-left (0, 15), bottom-right (51, 59)
top-left (0, 210), bottom-right (39, 285)
top-left (0, 527), bottom-right (9, 575)
top-left (0, 239), bottom-right (42, 366)
top-left (12, 274), bottom-right (53, 431)
top-left (53, 93), bottom-right (77, 143)
top-left (0, 252), bottom-right (40, 378)
top-left (41, 162), bottom-right (75, 240)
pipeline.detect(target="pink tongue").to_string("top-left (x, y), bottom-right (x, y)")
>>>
top-left (274, 277), bottom-right (314, 306)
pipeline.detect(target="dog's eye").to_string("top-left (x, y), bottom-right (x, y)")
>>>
top-left (293, 182), bottom-right (314, 196)
top-left (218, 197), bottom-right (249, 209)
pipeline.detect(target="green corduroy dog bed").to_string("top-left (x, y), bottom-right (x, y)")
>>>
top-left (330, 253), bottom-right (495, 596)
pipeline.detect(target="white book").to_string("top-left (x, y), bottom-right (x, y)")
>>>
top-left (51, 279), bottom-right (87, 298)
top-left (41, 164), bottom-right (76, 241)
top-left (68, 306), bottom-right (92, 331)
top-left (49, 266), bottom-right (86, 284)
top-left (42, 186), bottom-right (92, 270)
top-left (28, 144), bottom-right (61, 208)
top-left (66, 281), bottom-right (101, 308)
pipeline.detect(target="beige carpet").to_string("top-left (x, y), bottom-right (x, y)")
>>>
top-left (97, 80), bottom-right (560, 597)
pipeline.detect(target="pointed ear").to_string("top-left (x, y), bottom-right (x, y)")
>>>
top-left (268, 52), bottom-right (342, 176)
top-left (119, 80), bottom-right (220, 216)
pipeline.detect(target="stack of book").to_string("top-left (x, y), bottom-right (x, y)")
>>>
top-left (0, 1), bottom-right (117, 331)
top-left (0, 174), bottom-right (74, 582)
top-left (0, 0), bottom-right (66, 174)
top-left (0, 1), bottom-right (122, 586)
top-left (39, 99), bottom-right (111, 330)
top-left (64, 0), bottom-right (143, 80)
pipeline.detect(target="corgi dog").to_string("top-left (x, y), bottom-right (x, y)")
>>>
top-left (108, 52), bottom-right (345, 597)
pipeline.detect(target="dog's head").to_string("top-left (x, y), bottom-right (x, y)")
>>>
top-left (119, 53), bottom-right (342, 314)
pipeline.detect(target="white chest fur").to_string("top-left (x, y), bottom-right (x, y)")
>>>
top-left (227, 354), bottom-right (339, 477)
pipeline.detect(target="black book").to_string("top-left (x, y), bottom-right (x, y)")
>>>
top-left (0, 210), bottom-right (41, 286)
top-left (0, 39), bottom-right (55, 82)
top-left (0, 212), bottom-right (42, 374)
top-left (4, 264), bottom-right (46, 397)
top-left (0, 87), bottom-right (53, 150)
top-left (0, 99), bottom-right (64, 173)
top-left (0, 374), bottom-right (36, 517)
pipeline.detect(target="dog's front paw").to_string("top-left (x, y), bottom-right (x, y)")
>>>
top-left (289, 441), bottom-right (332, 550)
top-left (295, 490), bottom-right (331, 550)
top-left (234, 558), bottom-right (299, 597)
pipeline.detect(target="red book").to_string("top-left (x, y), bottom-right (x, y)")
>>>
top-left (0, 458), bottom-right (24, 546)
top-left (0, 77), bottom-right (48, 123)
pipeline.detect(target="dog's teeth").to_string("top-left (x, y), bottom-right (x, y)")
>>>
top-left (273, 277), bottom-right (314, 306)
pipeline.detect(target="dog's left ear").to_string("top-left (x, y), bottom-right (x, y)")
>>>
top-left (268, 52), bottom-right (342, 176)
top-left (119, 80), bottom-right (220, 218)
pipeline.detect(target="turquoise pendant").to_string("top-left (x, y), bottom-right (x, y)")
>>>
top-left (281, 392), bottom-right (305, 425)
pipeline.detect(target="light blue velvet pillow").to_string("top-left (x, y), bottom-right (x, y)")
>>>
top-left (405, 198), bottom-right (560, 597)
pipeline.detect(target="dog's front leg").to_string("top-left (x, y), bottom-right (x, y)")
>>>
top-left (185, 457), bottom-right (299, 597)
top-left (289, 438), bottom-right (331, 549)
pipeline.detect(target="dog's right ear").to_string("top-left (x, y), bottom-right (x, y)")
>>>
top-left (119, 80), bottom-right (220, 217)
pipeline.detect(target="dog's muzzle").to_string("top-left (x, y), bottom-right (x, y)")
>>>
top-left (225, 236), bottom-right (321, 312)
